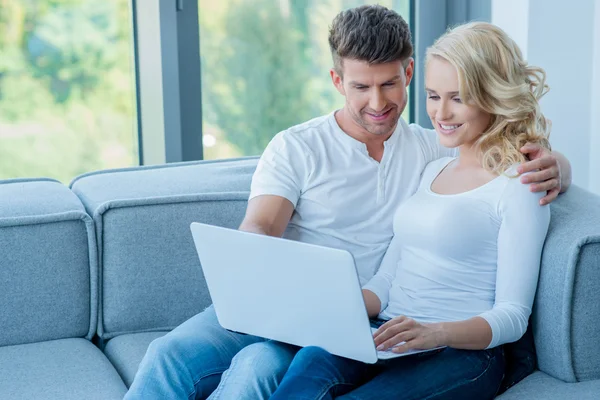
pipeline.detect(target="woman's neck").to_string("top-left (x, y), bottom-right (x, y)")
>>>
top-left (455, 143), bottom-right (483, 170)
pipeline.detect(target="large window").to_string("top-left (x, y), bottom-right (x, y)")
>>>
top-left (0, 0), bottom-right (138, 183)
top-left (198, 0), bottom-right (411, 159)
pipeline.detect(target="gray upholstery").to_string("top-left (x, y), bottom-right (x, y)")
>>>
top-left (498, 371), bottom-right (600, 399)
top-left (0, 178), bottom-right (123, 399)
top-left (104, 331), bottom-right (168, 387)
top-left (70, 158), bottom-right (258, 340)
top-left (532, 186), bottom-right (600, 382)
top-left (1, 159), bottom-right (599, 398)
top-left (0, 339), bottom-right (127, 400)
top-left (0, 178), bottom-right (80, 219)
top-left (0, 178), bottom-right (98, 346)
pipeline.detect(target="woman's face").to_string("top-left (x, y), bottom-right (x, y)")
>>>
top-left (425, 57), bottom-right (492, 149)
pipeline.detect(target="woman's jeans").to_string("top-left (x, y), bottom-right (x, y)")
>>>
top-left (124, 305), bottom-right (504, 400)
top-left (270, 345), bottom-right (505, 400)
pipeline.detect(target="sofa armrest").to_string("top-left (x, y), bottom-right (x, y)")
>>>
top-left (0, 178), bottom-right (97, 345)
top-left (533, 186), bottom-right (600, 382)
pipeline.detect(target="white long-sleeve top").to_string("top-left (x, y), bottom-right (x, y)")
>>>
top-left (363, 157), bottom-right (551, 348)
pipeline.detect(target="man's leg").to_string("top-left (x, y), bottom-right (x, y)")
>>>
top-left (208, 341), bottom-right (298, 400)
top-left (270, 346), bottom-right (379, 400)
top-left (125, 305), bottom-right (266, 400)
top-left (338, 346), bottom-right (505, 400)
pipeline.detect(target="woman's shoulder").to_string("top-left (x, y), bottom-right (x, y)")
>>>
top-left (498, 165), bottom-right (548, 217)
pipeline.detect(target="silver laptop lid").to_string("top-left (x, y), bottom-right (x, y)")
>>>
top-left (190, 222), bottom-right (378, 363)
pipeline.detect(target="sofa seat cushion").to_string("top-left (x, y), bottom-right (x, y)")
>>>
top-left (104, 331), bottom-right (168, 387)
top-left (0, 338), bottom-right (127, 400)
top-left (497, 371), bottom-right (600, 399)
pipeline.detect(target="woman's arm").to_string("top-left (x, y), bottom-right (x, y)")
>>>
top-left (519, 144), bottom-right (572, 204)
top-left (476, 174), bottom-right (550, 349)
top-left (430, 317), bottom-right (492, 349)
top-left (374, 174), bottom-right (551, 352)
top-left (373, 315), bottom-right (492, 351)
top-left (361, 234), bottom-right (403, 318)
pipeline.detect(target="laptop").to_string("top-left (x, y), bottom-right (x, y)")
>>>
top-left (190, 222), bottom-right (444, 364)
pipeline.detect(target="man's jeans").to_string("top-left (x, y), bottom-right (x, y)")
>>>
top-left (270, 345), bottom-right (505, 400)
top-left (124, 305), bottom-right (294, 400)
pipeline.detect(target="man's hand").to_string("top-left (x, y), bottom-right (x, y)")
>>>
top-left (372, 316), bottom-right (443, 353)
top-left (518, 143), bottom-right (561, 205)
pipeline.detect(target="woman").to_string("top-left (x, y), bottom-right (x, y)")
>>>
top-left (268, 21), bottom-right (552, 400)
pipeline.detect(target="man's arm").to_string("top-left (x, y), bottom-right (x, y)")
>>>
top-left (554, 151), bottom-right (572, 193)
top-left (362, 290), bottom-right (382, 319)
top-left (519, 144), bottom-right (572, 205)
top-left (239, 195), bottom-right (295, 237)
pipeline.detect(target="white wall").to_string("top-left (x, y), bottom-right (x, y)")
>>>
top-left (491, 0), bottom-right (530, 58)
top-left (492, 0), bottom-right (600, 195)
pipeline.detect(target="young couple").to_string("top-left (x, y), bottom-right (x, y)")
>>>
top-left (125, 5), bottom-right (572, 400)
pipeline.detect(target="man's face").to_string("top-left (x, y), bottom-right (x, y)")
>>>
top-left (331, 58), bottom-right (414, 137)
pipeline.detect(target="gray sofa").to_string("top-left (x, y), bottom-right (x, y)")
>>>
top-left (1, 157), bottom-right (599, 399)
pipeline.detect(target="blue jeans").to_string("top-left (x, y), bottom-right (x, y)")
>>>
top-left (124, 306), bottom-right (294, 400)
top-left (270, 345), bottom-right (505, 400)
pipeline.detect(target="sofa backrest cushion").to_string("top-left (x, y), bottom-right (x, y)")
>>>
top-left (0, 178), bottom-right (97, 346)
top-left (70, 158), bottom-right (257, 340)
top-left (69, 156), bottom-right (600, 383)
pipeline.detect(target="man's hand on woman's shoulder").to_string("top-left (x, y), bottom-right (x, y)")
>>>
top-left (517, 142), bottom-right (571, 205)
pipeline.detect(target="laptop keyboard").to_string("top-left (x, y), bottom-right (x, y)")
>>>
top-left (370, 327), bottom-right (406, 354)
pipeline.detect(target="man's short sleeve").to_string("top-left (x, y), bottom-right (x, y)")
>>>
top-left (249, 131), bottom-right (311, 208)
top-left (410, 124), bottom-right (458, 163)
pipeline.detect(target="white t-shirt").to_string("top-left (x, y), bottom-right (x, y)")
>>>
top-left (249, 112), bottom-right (456, 284)
top-left (363, 157), bottom-right (551, 348)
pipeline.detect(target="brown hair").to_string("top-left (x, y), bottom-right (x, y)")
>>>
top-left (328, 5), bottom-right (413, 76)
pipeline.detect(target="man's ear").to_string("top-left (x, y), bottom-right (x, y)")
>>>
top-left (330, 68), bottom-right (345, 95)
top-left (404, 58), bottom-right (415, 87)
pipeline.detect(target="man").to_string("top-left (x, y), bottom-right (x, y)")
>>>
top-left (125, 5), bottom-right (570, 399)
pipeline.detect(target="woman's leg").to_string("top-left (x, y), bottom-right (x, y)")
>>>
top-left (270, 346), bottom-right (380, 400)
top-left (207, 341), bottom-right (298, 400)
top-left (338, 346), bottom-right (505, 400)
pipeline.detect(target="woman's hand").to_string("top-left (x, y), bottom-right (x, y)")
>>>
top-left (373, 316), bottom-right (444, 353)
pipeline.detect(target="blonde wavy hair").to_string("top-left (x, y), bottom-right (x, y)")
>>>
top-left (426, 22), bottom-right (551, 174)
